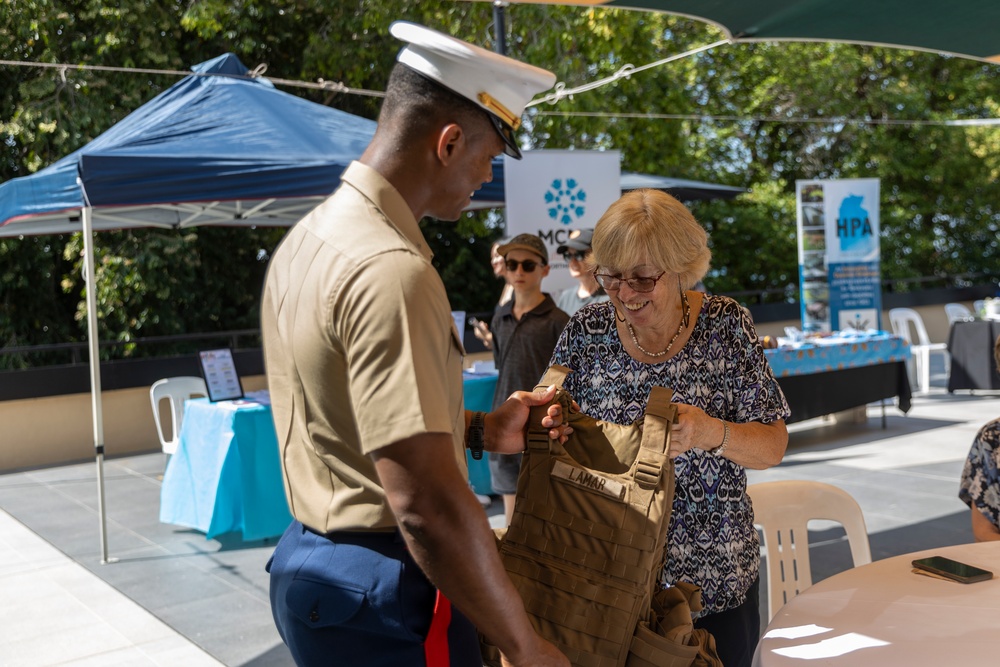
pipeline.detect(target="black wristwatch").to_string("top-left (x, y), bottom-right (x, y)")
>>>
top-left (468, 411), bottom-right (486, 460)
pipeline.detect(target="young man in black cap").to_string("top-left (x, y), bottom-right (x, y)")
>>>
top-left (261, 21), bottom-right (569, 667)
top-left (555, 228), bottom-right (609, 316)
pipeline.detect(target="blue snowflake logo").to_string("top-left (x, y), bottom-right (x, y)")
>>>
top-left (544, 178), bottom-right (587, 225)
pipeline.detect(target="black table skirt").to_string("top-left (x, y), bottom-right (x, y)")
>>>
top-left (777, 361), bottom-right (912, 424)
top-left (948, 320), bottom-right (1000, 392)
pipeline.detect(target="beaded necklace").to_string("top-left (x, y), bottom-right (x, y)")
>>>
top-left (626, 294), bottom-right (691, 358)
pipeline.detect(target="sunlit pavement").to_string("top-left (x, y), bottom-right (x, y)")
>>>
top-left (1, 359), bottom-right (995, 664)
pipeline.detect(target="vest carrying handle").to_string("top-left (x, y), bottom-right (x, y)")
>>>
top-left (527, 365), bottom-right (573, 455)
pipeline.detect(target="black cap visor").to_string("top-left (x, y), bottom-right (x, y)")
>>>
top-left (488, 113), bottom-right (522, 159)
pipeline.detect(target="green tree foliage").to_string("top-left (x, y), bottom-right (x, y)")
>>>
top-left (0, 0), bottom-right (207, 365)
top-left (2, 1), bottom-right (999, 366)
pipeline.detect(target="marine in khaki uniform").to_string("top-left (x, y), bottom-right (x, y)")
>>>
top-left (261, 21), bottom-right (570, 667)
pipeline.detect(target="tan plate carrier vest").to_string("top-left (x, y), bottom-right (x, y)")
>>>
top-left (481, 365), bottom-right (722, 667)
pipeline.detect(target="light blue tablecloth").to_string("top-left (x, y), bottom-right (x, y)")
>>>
top-left (765, 332), bottom-right (911, 378)
top-left (463, 371), bottom-right (499, 495)
top-left (161, 376), bottom-right (501, 536)
top-left (160, 392), bottom-right (292, 541)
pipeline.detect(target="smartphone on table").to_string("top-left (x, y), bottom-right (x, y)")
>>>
top-left (911, 555), bottom-right (994, 584)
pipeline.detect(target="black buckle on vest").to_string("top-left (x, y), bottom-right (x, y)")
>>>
top-left (527, 430), bottom-right (549, 451)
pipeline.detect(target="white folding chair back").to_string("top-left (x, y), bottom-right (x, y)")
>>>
top-left (945, 303), bottom-right (973, 324)
top-left (888, 307), bottom-right (949, 393)
top-left (749, 480), bottom-right (872, 621)
top-left (149, 376), bottom-right (208, 455)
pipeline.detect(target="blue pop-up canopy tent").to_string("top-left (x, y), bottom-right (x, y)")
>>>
top-left (0, 53), bottom-right (376, 235)
top-left (0, 53), bottom-right (376, 562)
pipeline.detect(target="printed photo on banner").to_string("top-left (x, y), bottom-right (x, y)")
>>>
top-left (795, 178), bottom-right (881, 333)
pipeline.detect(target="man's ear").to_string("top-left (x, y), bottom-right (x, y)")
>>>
top-left (541, 263), bottom-right (551, 278)
top-left (435, 122), bottom-right (464, 165)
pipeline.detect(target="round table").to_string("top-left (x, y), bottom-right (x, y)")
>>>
top-left (753, 541), bottom-right (1000, 666)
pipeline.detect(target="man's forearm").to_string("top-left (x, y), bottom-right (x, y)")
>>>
top-left (373, 433), bottom-right (540, 659)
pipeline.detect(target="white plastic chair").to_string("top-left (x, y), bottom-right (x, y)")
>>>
top-left (888, 307), bottom-right (949, 393)
top-left (945, 303), bottom-right (973, 324)
top-left (748, 480), bottom-right (872, 621)
top-left (149, 376), bottom-right (208, 456)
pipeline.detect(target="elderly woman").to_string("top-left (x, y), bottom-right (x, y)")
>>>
top-left (549, 189), bottom-right (789, 667)
top-left (958, 335), bottom-right (1000, 542)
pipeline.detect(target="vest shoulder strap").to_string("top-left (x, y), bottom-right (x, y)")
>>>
top-left (644, 386), bottom-right (675, 422)
top-left (636, 386), bottom-right (677, 464)
top-left (535, 364), bottom-right (571, 390)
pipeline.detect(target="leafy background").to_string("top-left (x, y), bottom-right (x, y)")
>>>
top-left (2, 1), bottom-right (999, 367)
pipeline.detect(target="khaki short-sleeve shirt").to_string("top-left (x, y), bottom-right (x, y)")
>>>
top-left (261, 162), bottom-right (467, 533)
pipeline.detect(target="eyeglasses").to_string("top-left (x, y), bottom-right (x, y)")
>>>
top-left (560, 251), bottom-right (587, 262)
top-left (505, 259), bottom-right (539, 273)
top-left (593, 271), bottom-right (666, 293)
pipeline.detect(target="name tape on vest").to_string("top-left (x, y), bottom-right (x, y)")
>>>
top-left (551, 460), bottom-right (625, 500)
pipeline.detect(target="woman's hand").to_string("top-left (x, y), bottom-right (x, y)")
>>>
top-left (669, 403), bottom-right (726, 457)
top-left (669, 403), bottom-right (788, 468)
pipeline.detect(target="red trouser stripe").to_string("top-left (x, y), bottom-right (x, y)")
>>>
top-left (424, 590), bottom-right (452, 667)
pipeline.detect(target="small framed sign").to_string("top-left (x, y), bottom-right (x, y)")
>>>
top-left (198, 348), bottom-right (244, 402)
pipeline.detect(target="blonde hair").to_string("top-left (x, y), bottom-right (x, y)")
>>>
top-left (588, 189), bottom-right (711, 289)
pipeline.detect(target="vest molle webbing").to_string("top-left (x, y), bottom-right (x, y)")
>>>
top-left (480, 365), bottom-right (722, 667)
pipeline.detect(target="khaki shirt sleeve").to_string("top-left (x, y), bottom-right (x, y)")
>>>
top-left (335, 249), bottom-right (458, 454)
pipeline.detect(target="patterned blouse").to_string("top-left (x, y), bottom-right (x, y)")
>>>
top-left (959, 419), bottom-right (1000, 529)
top-left (549, 296), bottom-right (790, 616)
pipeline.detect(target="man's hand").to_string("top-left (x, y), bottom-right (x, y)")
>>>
top-left (472, 319), bottom-right (493, 350)
top-left (373, 434), bottom-right (569, 667)
top-left (486, 384), bottom-right (573, 454)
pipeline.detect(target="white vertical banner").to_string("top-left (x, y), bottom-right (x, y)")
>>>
top-left (504, 150), bottom-right (621, 293)
top-left (796, 178), bottom-right (881, 333)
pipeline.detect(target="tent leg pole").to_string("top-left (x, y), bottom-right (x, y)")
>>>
top-left (492, 1), bottom-right (508, 55)
top-left (82, 207), bottom-right (115, 564)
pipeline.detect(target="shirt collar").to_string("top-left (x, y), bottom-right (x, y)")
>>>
top-left (340, 161), bottom-right (433, 261)
top-left (499, 293), bottom-right (555, 318)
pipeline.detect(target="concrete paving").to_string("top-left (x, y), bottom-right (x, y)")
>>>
top-left (1, 364), bottom-right (995, 665)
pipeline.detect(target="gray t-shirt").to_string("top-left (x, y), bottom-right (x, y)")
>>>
top-left (556, 285), bottom-right (609, 317)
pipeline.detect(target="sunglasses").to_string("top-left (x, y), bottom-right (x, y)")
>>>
top-left (505, 259), bottom-right (539, 273)
top-left (561, 251), bottom-right (587, 262)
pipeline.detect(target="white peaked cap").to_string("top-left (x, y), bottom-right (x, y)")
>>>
top-left (389, 21), bottom-right (556, 159)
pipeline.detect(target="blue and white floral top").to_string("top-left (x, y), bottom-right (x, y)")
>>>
top-left (549, 296), bottom-right (790, 616)
top-left (959, 418), bottom-right (1000, 529)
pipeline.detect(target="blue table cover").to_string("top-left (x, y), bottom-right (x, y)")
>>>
top-left (161, 375), bottom-right (502, 536)
top-left (765, 332), bottom-right (911, 378)
top-left (160, 392), bottom-right (292, 541)
top-left (463, 371), bottom-right (499, 495)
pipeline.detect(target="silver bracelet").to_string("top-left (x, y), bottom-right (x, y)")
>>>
top-left (713, 419), bottom-right (730, 457)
